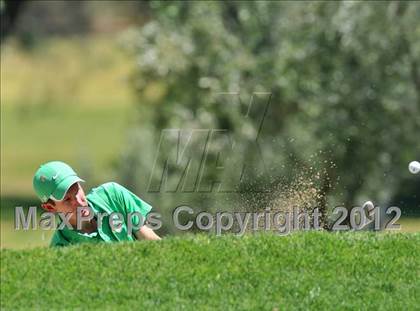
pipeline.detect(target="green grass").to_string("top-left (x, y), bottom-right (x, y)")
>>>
top-left (0, 196), bottom-right (54, 249)
top-left (1, 104), bottom-right (131, 195)
top-left (1, 232), bottom-right (419, 310)
top-left (1, 36), bottom-right (136, 196)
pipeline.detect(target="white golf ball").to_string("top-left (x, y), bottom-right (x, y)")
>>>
top-left (408, 161), bottom-right (420, 174)
top-left (362, 200), bottom-right (375, 217)
top-left (362, 200), bottom-right (374, 211)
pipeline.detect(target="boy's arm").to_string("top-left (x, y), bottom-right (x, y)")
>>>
top-left (109, 182), bottom-right (161, 241)
top-left (135, 225), bottom-right (161, 240)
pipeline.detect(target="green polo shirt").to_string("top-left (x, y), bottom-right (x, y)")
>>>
top-left (50, 182), bottom-right (152, 247)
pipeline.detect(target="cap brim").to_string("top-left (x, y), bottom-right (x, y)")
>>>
top-left (51, 175), bottom-right (85, 201)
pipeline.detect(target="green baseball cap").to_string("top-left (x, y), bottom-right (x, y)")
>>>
top-left (33, 161), bottom-right (84, 203)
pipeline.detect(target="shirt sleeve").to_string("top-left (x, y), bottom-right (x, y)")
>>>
top-left (49, 230), bottom-right (70, 247)
top-left (111, 183), bottom-right (153, 230)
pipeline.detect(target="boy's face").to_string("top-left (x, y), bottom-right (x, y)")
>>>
top-left (41, 182), bottom-right (88, 214)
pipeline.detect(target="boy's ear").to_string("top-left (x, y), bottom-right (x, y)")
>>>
top-left (41, 203), bottom-right (56, 213)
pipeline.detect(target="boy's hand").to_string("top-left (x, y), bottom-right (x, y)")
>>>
top-left (135, 225), bottom-right (161, 240)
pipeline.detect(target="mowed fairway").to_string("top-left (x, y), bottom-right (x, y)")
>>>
top-left (1, 36), bottom-right (135, 196)
top-left (1, 232), bottom-right (419, 310)
top-left (1, 104), bottom-right (132, 196)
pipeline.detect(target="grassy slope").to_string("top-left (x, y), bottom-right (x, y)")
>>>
top-left (1, 232), bottom-right (419, 310)
top-left (1, 104), bottom-right (130, 195)
top-left (1, 36), bottom-right (135, 196)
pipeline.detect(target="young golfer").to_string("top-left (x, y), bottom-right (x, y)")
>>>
top-left (33, 161), bottom-right (161, 247)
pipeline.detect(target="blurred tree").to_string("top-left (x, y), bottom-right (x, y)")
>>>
top-left (124, 1), bottom-right (419, 227)
top-left (0, 0), bottom-right (25, 42)
top-left (12, 0), bottom-right (91, 48)
top-left (1, 1), bottom-right (149, 46)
